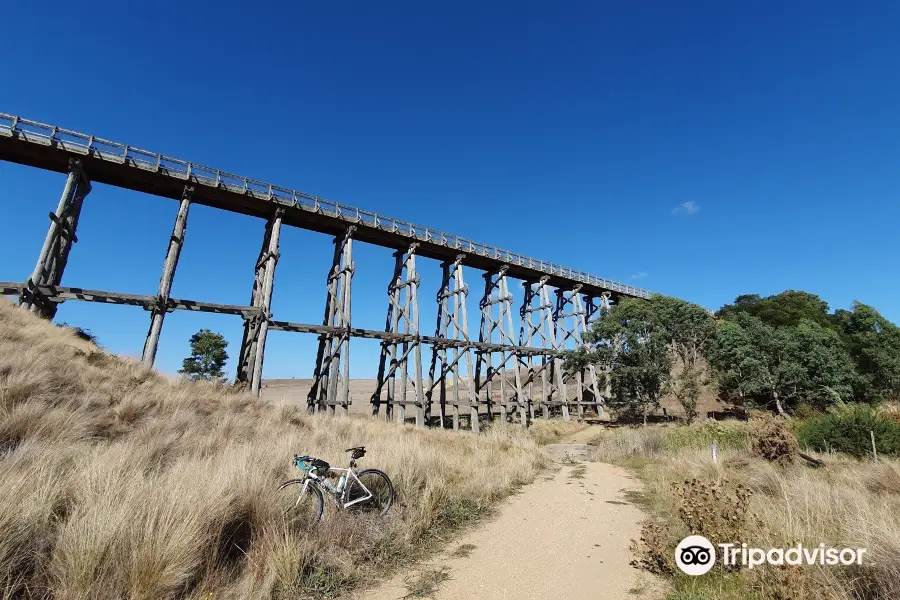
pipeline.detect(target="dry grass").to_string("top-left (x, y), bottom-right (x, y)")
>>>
top-left (593, 422), bottom-right (900, 600)
top-left (0, 299), bottom-right (543, 599)
top-left (522, 419), bottom-right (588, 445)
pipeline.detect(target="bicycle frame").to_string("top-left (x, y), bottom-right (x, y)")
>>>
top-left (305, 467), bottom-right (373, 509)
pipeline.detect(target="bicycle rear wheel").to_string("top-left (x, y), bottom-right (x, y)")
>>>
top-left (346, 469), bottom-right (394, 517)
top-left (277, 479), bottom-right (325, 526)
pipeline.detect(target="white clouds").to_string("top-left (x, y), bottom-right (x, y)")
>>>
top-left (672, 201), bottom-right (700, 216)
top-left (630, 272), bottom-right (648, 279)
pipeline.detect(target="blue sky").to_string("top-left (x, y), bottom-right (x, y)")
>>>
top-left (2, 1), bottom-right (898, 379)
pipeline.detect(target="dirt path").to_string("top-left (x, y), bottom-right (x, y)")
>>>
top-left (360, 427), bottom-right (661, 600)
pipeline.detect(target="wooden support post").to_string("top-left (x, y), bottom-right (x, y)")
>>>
top-left (546, 285), bottom-right (569, 421)
top-left (409, 252), bottom-right (425, 427)
top-left (475, 266), bottom-right (524, 430)
top-left (499, 274), bottom-right (526, 426)
top-left (426, 262), bottom-right (452, 427)
top-left (426, 256), bottom-right (476, 431)
top-left (142, 186), bottom-right (192, 366)
top-left (250, 211), bottom-right (283, 394)
top-left (236, 210), bottom-right (283, 393)
top-left (572, 291), bottom-right (603, 417)
top-left (373, 253), bottom-right (404, 419)
top-left (309, 227), bottom-right (355, 414)
top-left (457, 262), bottom-right (477, 431)
top-left (519, 277), bottom-right (559, 423)
top-left (371, 244), bottom-right (424, 426)
top-left (22, 158), bottom-right (91, 318)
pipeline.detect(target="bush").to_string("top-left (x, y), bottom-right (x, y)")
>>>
top-left (664, 420), bottom-right (750, 453)
top-left (796, 404), bottom-right (900, 458)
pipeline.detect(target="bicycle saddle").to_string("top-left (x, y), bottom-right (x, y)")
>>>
top-left (345, 446), bottom-right (366, 459)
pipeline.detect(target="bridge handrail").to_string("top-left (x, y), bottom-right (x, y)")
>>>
top-left (0, 113), bottom-right (651, 299)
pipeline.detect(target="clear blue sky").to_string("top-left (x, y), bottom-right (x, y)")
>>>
top-left (2, 1), bottom-right (898, 380)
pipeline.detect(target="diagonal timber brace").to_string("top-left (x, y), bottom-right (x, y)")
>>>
top-left (474, 265), bottom-right (525, 430)
top-left (371, 243), bottom-right (426, 426)
top-left (426, 255), bottom-right (477, 430)
top-left (21, 158), bottom-right (92, 319)
top-left (308, 227), bottom-right (355, 415)
top-left (236, 209), bottom-right (284, 393)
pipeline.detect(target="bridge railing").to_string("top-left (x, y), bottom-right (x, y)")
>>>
top-left (0, 113), bottom-right (651, 299)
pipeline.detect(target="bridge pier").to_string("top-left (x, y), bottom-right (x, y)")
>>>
top-left (372, 243), bottom-right (425, 426)
top-left (236, 209), bottom-right (283, 393)
top-left (554, 286), bottom-right (606, 418)
top-left (474, 266), bottom-right (525, 430)
top-left (21, 158), bottom-right (91, 319)
top-left (308, 227), bottom-right (355, 415)
top-left (519, 277), bottom-right (560, 421)
top-left (142, 186), bottom-right (192, 366)
top-left (426, 256), bottom-right (477, 430)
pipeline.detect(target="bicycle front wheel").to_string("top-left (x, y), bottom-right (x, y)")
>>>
top-left (346, 469), bottom-right (394, 517)
top-left (277, 478), bottom-right (325, 526)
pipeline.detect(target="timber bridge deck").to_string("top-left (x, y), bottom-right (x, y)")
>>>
top-left (0, 113), bottom-right (651, 431)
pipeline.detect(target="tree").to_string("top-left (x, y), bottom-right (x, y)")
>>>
top-left (708, 315), bottom-right (856, 415)
top-left (717, 290), bottom-right (837, 331)
top-left (707, 316), bottom-right (768, 404)
top-left (654, 296), bottom-right (716, 423)
top-left (572, 298), bottom-right (669, 423)
top-left (572, 295), bottom-right (713, 424)
top-left (834, 302), bottom-right (900, 402)
top-left (179, 329), bottom-right (229, 381)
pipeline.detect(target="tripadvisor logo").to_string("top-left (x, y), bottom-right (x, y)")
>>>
top-left (675, 536), bottom-right (868, 575)
top-left (675, 535), bottom-right (716, 575)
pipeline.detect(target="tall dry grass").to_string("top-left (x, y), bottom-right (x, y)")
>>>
top-left (0, 299), bottom-right (542, 599)
top-left (592, 422), bottom-right (900, 600)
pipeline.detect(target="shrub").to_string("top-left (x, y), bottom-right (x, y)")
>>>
top-left (630, 521), bottom-right (677, 576)
top-left (673, 478), bottom-right (757, 546)
top-left (796, 404), bottom-right (900, 458)
top-left (664, 420), bottom-right (749, 453)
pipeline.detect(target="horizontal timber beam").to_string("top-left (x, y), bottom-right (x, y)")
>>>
top-left (1, 282), bottom-right (559, 357)
top-left (268, 320), bottom-right (557, 355)
top-left (0, 283), bottom-right (260, 316)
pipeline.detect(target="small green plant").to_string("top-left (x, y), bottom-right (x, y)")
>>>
top-left (450, 543), bottom-right (477, 558)
top-left (403, 567), bottom-right (451, 599)
top-left (796, 404), bottom-right (900, 458)
top-left (569, 464), bottom-right (587, 480)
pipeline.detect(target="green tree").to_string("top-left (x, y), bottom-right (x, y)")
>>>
top-left (654, 296), bottom-right (715, 423)
top-left (834, 302), bottom-right (900, 401)
top-left (572, 297), bottom-right (669, 423)
top-left (717, 290), bottom-right (837, 331)
top-left (708, 315), bottom-right (856, 415)
top-left (179, 329), bottom-right (229, 381)
top-left (572, 295), bottom-right (713, 424)
top-left (707, 315), bottom-right (768, 404)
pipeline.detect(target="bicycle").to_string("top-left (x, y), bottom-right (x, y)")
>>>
top-left (277, 446), bottom-right (394, 525)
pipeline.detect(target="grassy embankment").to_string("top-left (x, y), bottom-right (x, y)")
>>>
top-left (0, 299), bottom-right (552, 599)
top-left (591, 419), bottom-right (900, 600)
